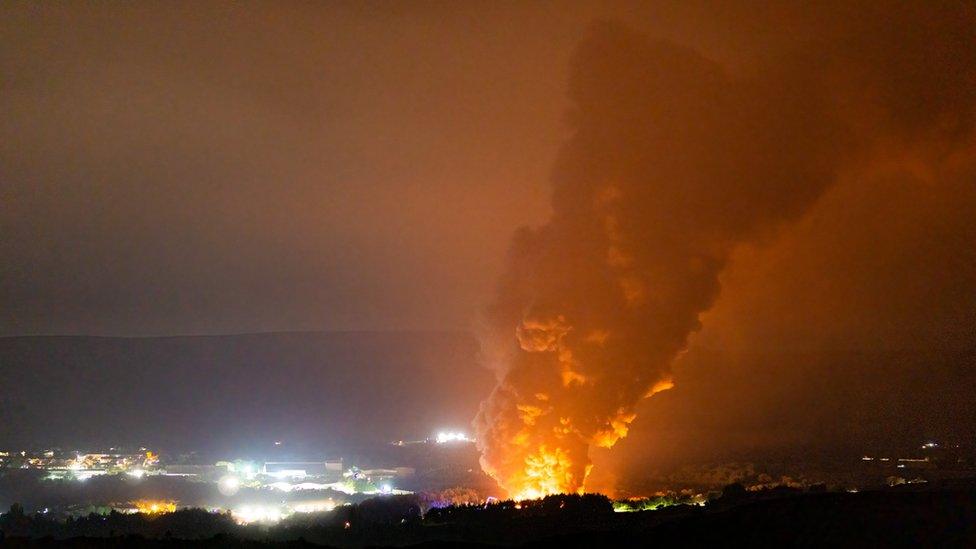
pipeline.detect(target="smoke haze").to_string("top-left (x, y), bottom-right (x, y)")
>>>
top-left (475, 4), bottom-right (976, 497)
top-left (1, 1), bottom-right (974, 492)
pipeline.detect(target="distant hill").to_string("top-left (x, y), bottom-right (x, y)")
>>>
top-left (0, 331), bottom-right (493, 456)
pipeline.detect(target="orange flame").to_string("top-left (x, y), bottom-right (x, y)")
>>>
top-left (511, 446), bottom-right (583, 500)
top-left (133, 500), bottom-right (177, 514)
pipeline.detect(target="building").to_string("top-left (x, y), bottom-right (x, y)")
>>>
top-left (263, 459), bottom-right (343, 482)
top-left (163, 464), bottom-right (229, 481)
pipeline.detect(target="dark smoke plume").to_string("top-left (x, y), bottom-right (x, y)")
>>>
top-left (475, 7), bottom-right (976, 498)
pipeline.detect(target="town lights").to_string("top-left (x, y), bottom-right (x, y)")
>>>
top-left (435, 431), bottom-right (472, 444)
top-left (134, 500), bottom-right (177, 514)
top-left (293, 500), bottom-right (336, 513)
top-left (218, 475), bottom-right (241, 496)
top-left (232, 504), bottom-right (282, 525)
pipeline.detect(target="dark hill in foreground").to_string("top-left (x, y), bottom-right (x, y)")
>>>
top-left (1, 486), bottom-right (975, 547)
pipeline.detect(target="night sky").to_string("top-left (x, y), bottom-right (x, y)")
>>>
top-left (2, 1), bottom-right (975, 486)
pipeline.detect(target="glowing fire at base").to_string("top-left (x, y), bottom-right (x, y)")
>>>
top-left (512, 446), bottom-right (580, 500)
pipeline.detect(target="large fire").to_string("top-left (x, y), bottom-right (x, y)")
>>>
top-left (477, 310), bottom-right (671, 498)
top-left (477, 325), bottom-right (668, 498)
top-left (475, 15), bottom-right (976, 500)
top-left (512, 446), bottom-right (579, 500)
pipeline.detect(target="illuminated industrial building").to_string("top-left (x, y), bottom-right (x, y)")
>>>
top-left (263, 459), bottom-right (343, 481)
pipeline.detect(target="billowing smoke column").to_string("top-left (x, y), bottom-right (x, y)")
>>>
top-left (475, 11), bottom-right (976, 500)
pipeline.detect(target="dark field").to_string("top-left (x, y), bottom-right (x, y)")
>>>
top-left (3, 484), bottom-right (975, 547)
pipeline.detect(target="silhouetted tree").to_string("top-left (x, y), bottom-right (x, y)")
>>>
top-left (720, 483), bottom-right (747, 503)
